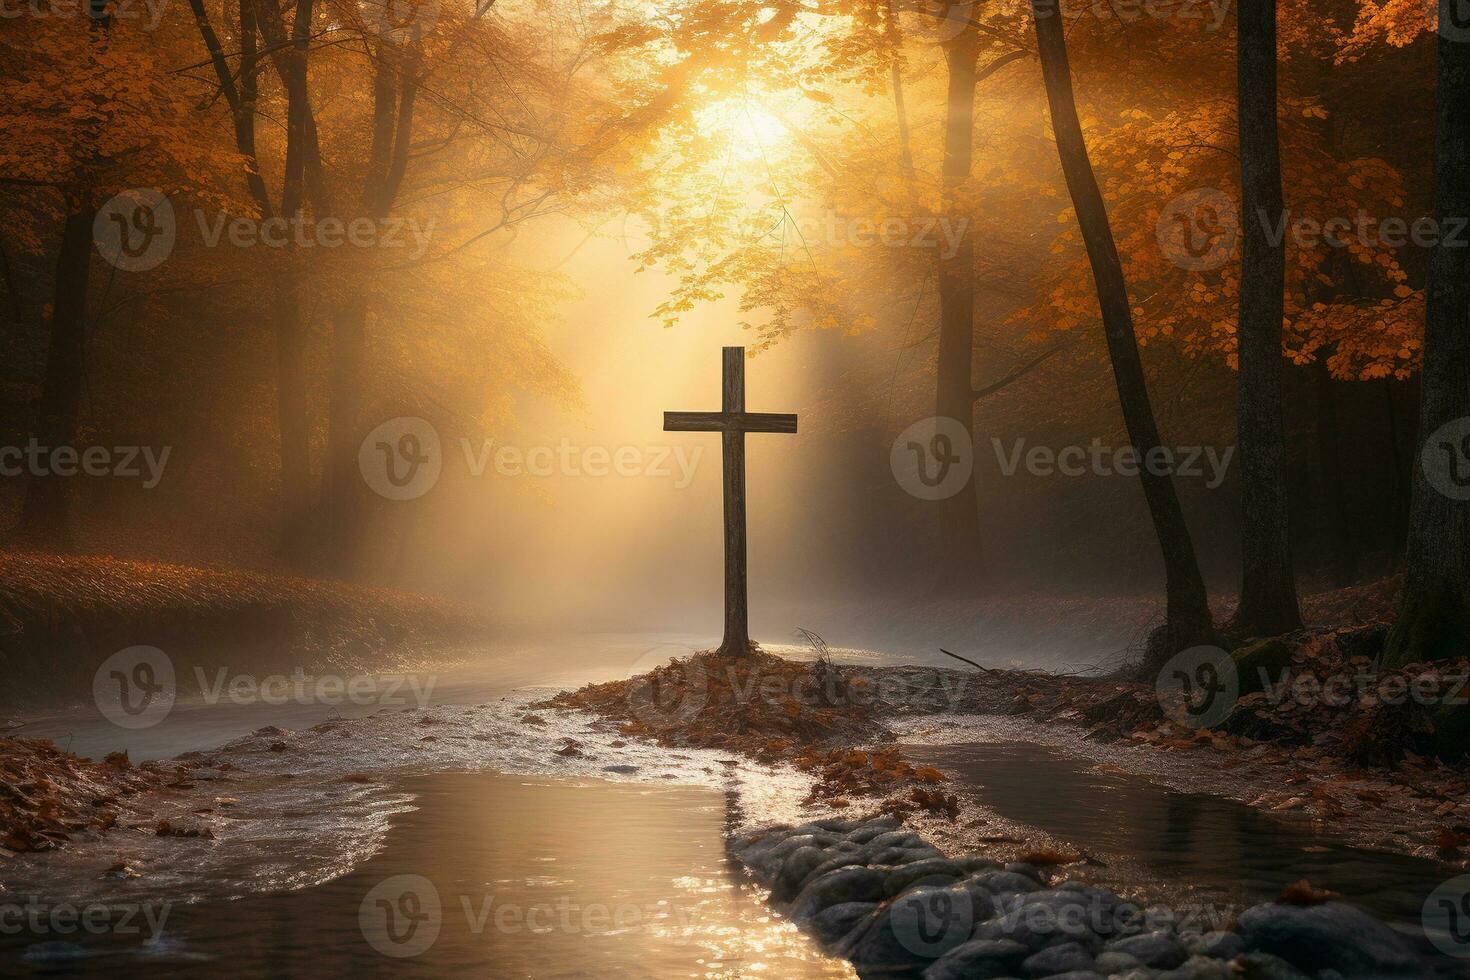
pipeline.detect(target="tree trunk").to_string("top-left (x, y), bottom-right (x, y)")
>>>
top-left (1233, 0), bottom-right (1301, 637)
top-left (1385, 12), bottom-right (1470, 666)
top-left (13, 204), bottom-right (94, 550)
top-left (1311, 361), bottom-right (1359, 586)
top-left (324, 295), bottom-right (369, 573)
top-left (273, 0), bottom-right (318, 563)
top-left (933, 17), bottom-right (985, 588)
top-left (323, 47), bottom-right (419, 576)
top-left (1029, 0), bottom-right (1216, 670)
top-left (189, 0), bottom-right (317, 563)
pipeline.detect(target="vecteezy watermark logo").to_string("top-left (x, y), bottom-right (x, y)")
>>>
top-left (625, 645), bottom-right (709, 728)
top-left (1156, 188), bottom-right (1239, 272)
top-left (1425, 875), bottom-right (1470, 958)
top-left (891, 885), bottom-right (976, 958)
top-left (360, 416), bottom-right (443, 501)
top-left (360, 0), bottom-right (439, 42)
top-left (1443, 0), bottom-right (1470, 43)
top-left (94, 189), bottom-right (436, 271)
top-left (1422, 417), bottom-right (1470, 501)
top-left (360, 875), bottom-right (442, 958)
top-left (1155, 645), bottom-right (1238, 729)
top-left (891, 417), bottom-right (974, 501)
top-left (360, 419), bottom-right (706, 499)
top-left (94, 189), bottom-right (175, 272)
top-left (892, 0), bottom-right (974, 43)
top-left (359, 878), bottom-right (701, 957)
top-left (93, 646), bottom-right (176, 729)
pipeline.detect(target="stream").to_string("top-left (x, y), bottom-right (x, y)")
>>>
top-left (3, 637), bottom-right (1466, 975)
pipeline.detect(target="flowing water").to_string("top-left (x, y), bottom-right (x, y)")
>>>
top-left (909, 741), bottom-right (1453, 933)
top-left (2, 772), bottom-right (855, 978)
top-left (4, 637), bottom-right (1467, 975)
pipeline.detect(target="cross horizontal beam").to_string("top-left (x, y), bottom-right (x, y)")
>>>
top-left (663, 411), bottom-right (798, 434)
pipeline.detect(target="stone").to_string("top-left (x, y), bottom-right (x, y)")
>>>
top-left (870, 844), bottom-right (947, 866)
top-left (1023, 940), bottom-right (1094, 977)
top-left (808, 817), bottom-right (861, 833)
top-left (1199, 931), bottom-right (1245, 961)
top-left (1006, 862), bottom-right (1046, 884)
top-left (794, 849), bottom-right (870, 893)
top-left (884, 858), bottom-right (965, 898)
top-left (730, 824), bottom-right (791, 854)
top-left (1231, 638), bottom-right (1295, 694)
top-left (1235, 901), bottom-right (1421, 976)
top-left (958, 855), bottom-right (1003, 874)
top-left (846, 815), bottom-right (904, 844)
top-left (742, 832), bottom-right (839, 879)
top-left (808, 901), bottom-right (879, 947)
top-left (1105, 931), bottom-right (1187, 969)
top-left (864, 830), bottom-right (928, 852)
top-left (1231, 952), bottom-right (1313, 979)
top-left (789, 866), bottom-right (889, 922)
top-left (772, 845), bottom-right (829, 903)
top-left (1093, 950), bottom-right (1141, 974)
top-left (923, 939), bottom-right (1029, 980)
top-left (845, 884), bottom-right (980, 968)
top-left (970, 869), bottom-right (1044, 897)
top-left (974, 891), bottom-right (1103, 953)
top-left (1156, 955), bottom-right (1238, 980)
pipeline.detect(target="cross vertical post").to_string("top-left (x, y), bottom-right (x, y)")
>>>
top-left (721, 347), bottom-right (748, 655)
top-left (664, 346), bottom-right (798, 657)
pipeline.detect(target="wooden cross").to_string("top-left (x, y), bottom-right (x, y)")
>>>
top-left (665, 347), bottom-right (798, 657)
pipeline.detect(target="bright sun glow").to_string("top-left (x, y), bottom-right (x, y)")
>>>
top-left (698, 100), bottom-right (790, 163)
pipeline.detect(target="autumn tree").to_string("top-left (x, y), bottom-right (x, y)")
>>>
top-left (2, 8), bottom-right (240, 548)
top-left (1234, 0), bottom-right (1302, 636)
top-left (1028, 0), bottom-right (1217, 668)
top-left (1383, 2), bottom-right (1470, 664)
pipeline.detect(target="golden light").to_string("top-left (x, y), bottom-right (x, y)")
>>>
top-left (696, 98), bottom-right (791, 163)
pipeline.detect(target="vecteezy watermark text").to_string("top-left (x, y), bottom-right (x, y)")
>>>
top-left (768, 212), bottom-right (971, 259)
top-left (0, 440), bottom-right (170, 488)
top-left (0, 0), bottom-right (168, 28)
top-left (0, 898), bottom-right (171, 939)
top-left (94, 189), bottom-right (436, 273)
top-left (461, 438), bottom-right (701, 487)
top-left (92, 646), bottom-right (439, 729)
top-left (358, 875), bottom-right (701, 958)
top-left (1158, 188), bottom-right (1470, 272)
top-left (622, 644), bottom-right (970, 728)
top-left (359, 417), bottom-right (704, 501)
top-left (195, 668), bottom-right (437, 710)
top-left (990, 438), bottom-right (1234, 488)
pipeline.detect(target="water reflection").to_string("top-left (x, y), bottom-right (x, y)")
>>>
top-left (0, 772), bottom-right (853, 979)
top-left (913, 740), bottom-right (1456, 936)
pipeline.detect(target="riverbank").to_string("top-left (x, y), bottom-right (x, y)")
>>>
top-left (0, 551), bottom-right (494, 712)
top-left (731, 812), bottom-right (1461, 978)
top-left (541, 635), bottom-right (1470, 870)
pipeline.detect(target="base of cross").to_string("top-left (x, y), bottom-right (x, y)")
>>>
top-left (716, 636), bottom-right (758, 658)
